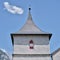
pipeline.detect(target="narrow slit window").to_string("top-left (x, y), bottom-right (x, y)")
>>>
top-left (29, 40), bottom-right (34, 49)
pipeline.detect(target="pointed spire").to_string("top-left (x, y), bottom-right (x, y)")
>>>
top-left (14, 7), bottom-right (52, 40)
top-left (11, 7), bottom-right (52, 43)
top-left (27, 7), bottom-right (32, 21)
top-left (16, 7), bottom-right (46, 34)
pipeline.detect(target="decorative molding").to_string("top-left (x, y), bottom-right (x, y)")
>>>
top-left (12, 54), bottom-right (51, 57)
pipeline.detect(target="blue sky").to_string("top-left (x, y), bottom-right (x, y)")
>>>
top-left (0, 0), bottom-right (60, 54)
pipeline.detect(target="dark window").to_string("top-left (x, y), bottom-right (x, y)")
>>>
top-left (29, 40), bottom-right (34, 49)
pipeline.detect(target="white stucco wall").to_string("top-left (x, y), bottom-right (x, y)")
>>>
top-left (13, 56), bottom-right (51, 60)
top-left (13, 45), bottom-right (50, 54)
top-left (53, 50), bottom-right (60, 60)
top-left (13, 35), bottom-right (49, 45)
top-left (12, 34), bottom-right (50, 60)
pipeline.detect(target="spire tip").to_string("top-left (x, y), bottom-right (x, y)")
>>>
top-left (29, 7), bottom-right (31, 11)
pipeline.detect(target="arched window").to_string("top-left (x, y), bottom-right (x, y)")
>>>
top-left (29, 40), bottom-right (34, 49)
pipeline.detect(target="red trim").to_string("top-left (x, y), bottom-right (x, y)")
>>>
top-left (30, 46), bottom-right (34, 49)
top-left (29, 40), bottom-right (33, 43)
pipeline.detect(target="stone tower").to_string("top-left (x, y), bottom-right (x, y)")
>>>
top-left (11, 8), bottom-right (52, 60)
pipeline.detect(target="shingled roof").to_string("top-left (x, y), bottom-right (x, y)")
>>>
top-left (11, 8), bottom-right (52, 44)
top-left (52, 48), bottom-right (60, 55)
top-left (14, 8), bottom-right (51, 35)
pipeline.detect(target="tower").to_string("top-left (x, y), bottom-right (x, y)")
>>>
top-left (11, 8), bottom-right (52, 60)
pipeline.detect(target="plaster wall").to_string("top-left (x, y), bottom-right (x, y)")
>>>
top-left (13, 35), bottom-right (49, 45)
top-left (13, 56), bottom-right (51, 60)
top-left (13, 45), bottom-right (50, 54)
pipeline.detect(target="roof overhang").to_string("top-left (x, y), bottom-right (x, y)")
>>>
top-left (52, 48), bottom-right (60, 55)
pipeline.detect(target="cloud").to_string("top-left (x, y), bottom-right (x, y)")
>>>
top-left (4, 2), bottom-right (24, 14)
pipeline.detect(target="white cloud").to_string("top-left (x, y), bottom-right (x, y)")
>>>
top-left (4, 2), bottom-right (24, 14)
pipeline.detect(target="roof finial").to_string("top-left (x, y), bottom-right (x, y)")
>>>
top-left (29, 7), bottom-right (31, 11)
top-left (29, 4), bottom-right (31, 12)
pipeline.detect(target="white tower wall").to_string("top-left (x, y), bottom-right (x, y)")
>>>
top-left (13, 56), bottom-right (51, 60)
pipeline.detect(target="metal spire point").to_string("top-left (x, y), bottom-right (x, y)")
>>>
top-left (29, 4), bottom-right (31, 12)
top-left (28, 6), bottom-right (32, 20)
top-left (29, 7), bottom-right (31, 11)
